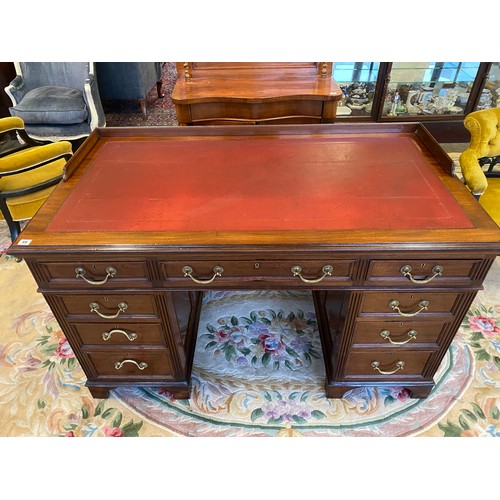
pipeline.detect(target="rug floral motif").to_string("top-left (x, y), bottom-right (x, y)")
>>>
top-left (1, 230), bottom-right (499, 436)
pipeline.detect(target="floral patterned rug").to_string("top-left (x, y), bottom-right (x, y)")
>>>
top-left (1, 220), bottom-right (499, 437)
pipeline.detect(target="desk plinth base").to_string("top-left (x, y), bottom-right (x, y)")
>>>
top-left (86, 380), bottom-right (192, 400)
top-left (85, 379), bottom-right (435, 401)
top-left (85, 380), bottom-right (435, 401)
top-left (323, 381), bottom-right (435, 400)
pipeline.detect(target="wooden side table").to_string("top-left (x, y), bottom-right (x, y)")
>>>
top-left (172, 62), bottom-right (343, 125)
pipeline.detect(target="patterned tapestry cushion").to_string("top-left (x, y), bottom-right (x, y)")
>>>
top-left (10, 86), bottom-right (88, 124)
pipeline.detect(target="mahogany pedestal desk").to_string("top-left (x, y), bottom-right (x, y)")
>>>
top-left (9, 123), bottom-right (500, 399)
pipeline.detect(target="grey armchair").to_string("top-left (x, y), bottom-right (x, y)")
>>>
top-left (4, 62), bottom-right (106, 142)
top-left (96, 62), bottom-right (164, 118)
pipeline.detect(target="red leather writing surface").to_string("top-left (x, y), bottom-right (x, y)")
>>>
top-left (47, 137), bottom-right (474, 232)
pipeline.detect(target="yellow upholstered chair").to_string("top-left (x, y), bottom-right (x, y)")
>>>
top-left (0, 116), bottom-right (73, 242)
top-left (459, 107), bottom-right (500, 225)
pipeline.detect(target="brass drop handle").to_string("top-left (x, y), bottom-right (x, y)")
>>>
top-left (182, 265), bottom-right (224, 284)
top-left (389, 299), bottom-right (429, 317)
top-left (400, 265), bottom-right (443, 284)
top-left (114, 359), bottom-right (148, 370)
top-left (291, 265), bottom-right (333, 284)
top-left (102, 329), bottom-right (137, 341)
top-left (89, 301), bottom-right (128, 319)
top-left (75, 266), bottom-right (117, 285)
top-left (380, 329), bottom-right (417, 345)
top-left (371, 360), bottom-right (405, 375)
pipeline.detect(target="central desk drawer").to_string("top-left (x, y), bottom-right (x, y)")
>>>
top-left (160, 259), bottom-right (357, 286)
top-left (58, 294), bottom-right (160, 318)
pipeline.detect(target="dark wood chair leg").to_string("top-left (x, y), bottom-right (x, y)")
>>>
top-left (156, 79), bottom-right (165, 98)
top-left (139, 99), bottom-right (147, 119)
top-left (139, 81), bottom-right (164, 119)
top-left (8, 220), bottom-right (21, 242)
top-left (0, 198), bottom-right (21, 242)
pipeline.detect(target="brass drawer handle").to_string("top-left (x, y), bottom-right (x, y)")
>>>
top-left (389, 299), bottom-right (429, 317)
top-left (114, 359), bottom-right (148, 371)
top-left (371, 360), bottom-right (405, 375)
top-left (400, 265), bottom-right (443, 284)
top-left (380, 329), bottom-right (417, 345)
top-left (182, 265), bottom-right (224, 284)
top-left (291, 265), bottom-right (333, 284)
top-left (102, 329), bottom-right (137, 341)
top-left (89, 301), bottom-right (128, 319)
top-left (75, 266), bottom-right (117, 285)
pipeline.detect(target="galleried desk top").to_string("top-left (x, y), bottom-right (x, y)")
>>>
top-left (10, 123), bottom-right (500, 254)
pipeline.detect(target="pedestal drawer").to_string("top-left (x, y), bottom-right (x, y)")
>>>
top-left (359, 292), bottom-right (460, 316)
top-left (352, 320), bottom-right (448, 346)
top-left (58, 294), bottom-right (160, 318)
top-left (344, 350), bottom-right (433, 377)
top-left (85, 350), bottom-right (174, 377)
top-left (72, 323), bottom-right (165, 346)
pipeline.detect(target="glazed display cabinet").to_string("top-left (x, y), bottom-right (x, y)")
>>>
top-left (477, 62), bottom-right (500, 110)
top-left (332, 62), bottom-right (499, 123)
top-left (332, 62), bottom-right (381, 118)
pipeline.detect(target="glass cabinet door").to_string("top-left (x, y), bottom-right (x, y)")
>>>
top-left (380, 62), bottom-right (480, 119)
top-left (332, 62), bottom-right (380, 118)
top-left (476, 62), bottom-right (500, 109)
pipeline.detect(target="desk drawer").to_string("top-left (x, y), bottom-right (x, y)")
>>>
top-left (72, 322), bottom-right (164, 346)
top-left (160, 259), bottom-right (356, 286)
top-left (352, 320), bottom-right (447, 346)
top-left (365, 259), bottom-right (481, 287)
top-left (59, 294), bottom-right (160, 318)
top-left (190, 100), bottom-right (324, 122)
top-left (38, 261), bottom-right (151, 289)
top-left (344, 350), bottom-right (433, 377)
top-left (358, 292), bottom-right (459, 316)
top-left (85, 349), bottom-right (174, 378)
